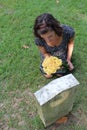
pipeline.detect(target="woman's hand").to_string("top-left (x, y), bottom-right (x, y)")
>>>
top-left (67, 37), bottom-right (75, 71)
top-left (67, 60), bottom-right (74, 71)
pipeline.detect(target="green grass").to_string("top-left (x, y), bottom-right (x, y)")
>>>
top-left (0, 0), bottom-right (87, 130)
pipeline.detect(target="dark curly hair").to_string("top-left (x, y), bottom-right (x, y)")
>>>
top-left (33, 13), bottom-right (63, 38)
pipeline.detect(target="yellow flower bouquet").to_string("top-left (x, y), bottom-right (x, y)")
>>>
top-left (42, 56), bottom-right (62, 75)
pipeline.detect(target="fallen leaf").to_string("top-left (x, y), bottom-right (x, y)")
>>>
top-left (22, 45), bottom-right (29, 49)
top-left (56, 0), bottom-right (59, 3)
top-left (56, 116), bottom-right (68, 124)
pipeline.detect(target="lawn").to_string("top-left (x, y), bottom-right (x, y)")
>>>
top-left (0, 0), bottom-right (87, 130)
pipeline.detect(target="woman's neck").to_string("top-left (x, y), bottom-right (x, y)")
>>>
top-left (47, 36), bottom-right (63, 47)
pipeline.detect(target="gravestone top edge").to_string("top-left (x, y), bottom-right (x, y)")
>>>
top-left (34, 74), bottom-right (80, 106)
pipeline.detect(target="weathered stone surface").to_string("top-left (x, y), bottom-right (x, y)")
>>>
top-left (34, 74), bottom-right (79, 127)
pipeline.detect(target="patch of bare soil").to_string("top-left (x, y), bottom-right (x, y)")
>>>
top-left (0, 88), bottom-right (36, 130)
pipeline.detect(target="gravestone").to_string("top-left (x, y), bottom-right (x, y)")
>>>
top-left (34, 74), bottom-right (79, 127)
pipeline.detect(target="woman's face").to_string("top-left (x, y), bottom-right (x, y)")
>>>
top-left (40, 31), bottom-right (57, 43)
top-left (40, 30), bottom-right (61, 47)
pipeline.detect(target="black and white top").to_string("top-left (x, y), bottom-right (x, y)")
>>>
top-left (35, 24), bottom-right (75, 74)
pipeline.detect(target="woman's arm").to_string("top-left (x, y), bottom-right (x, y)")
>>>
top-left (38, 46), bottom-right (51, 58)
top-left (67, 38), bottom-right (74, 71)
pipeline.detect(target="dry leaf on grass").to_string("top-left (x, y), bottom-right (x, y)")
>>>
top-left (56, 0), bottom-right (59, 3)
top-left (22, 45), bottom-right (29, 49)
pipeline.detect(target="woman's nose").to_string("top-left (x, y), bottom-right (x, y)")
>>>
top-left (46, 37), bottom-right (52, 42)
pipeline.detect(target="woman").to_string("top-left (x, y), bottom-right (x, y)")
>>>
top-left (33, 13), bottom-right (75, 78)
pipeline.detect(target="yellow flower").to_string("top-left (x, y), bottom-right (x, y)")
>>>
top-left (42, 56), bottom-right (62, 75)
